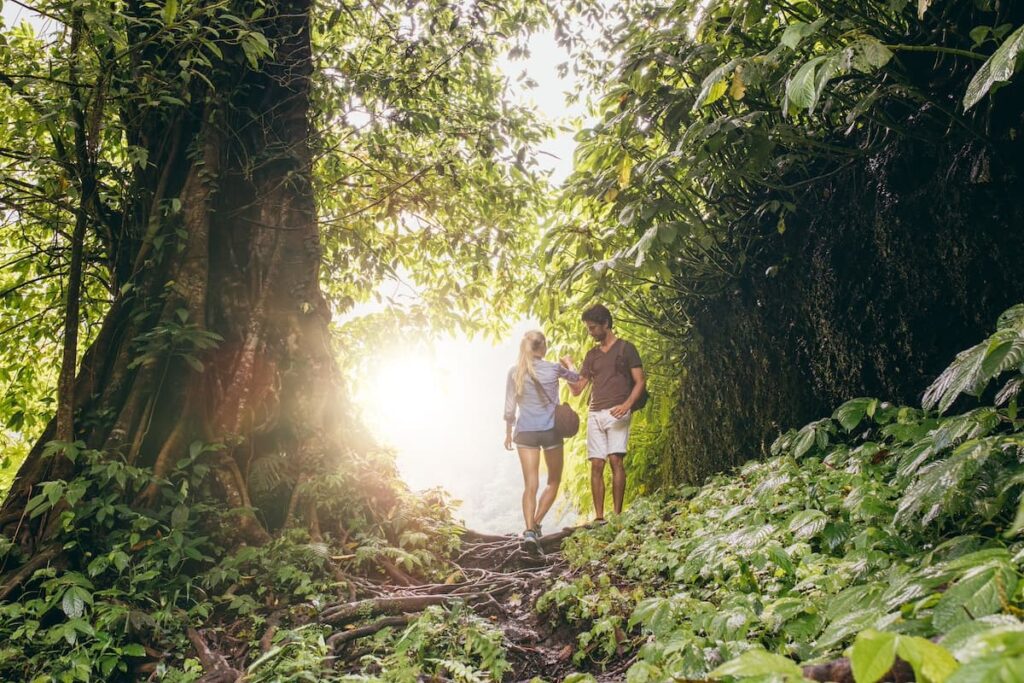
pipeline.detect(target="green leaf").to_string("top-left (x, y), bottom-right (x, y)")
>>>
top-left (693, 60), bottom-right (738, 109)
top-left (162, 0), bottom-right (178, 25)
top-left (895, 635), bottom-right (959, 682)
top-left (833, 397), bottom-right (875, 431)
top-left (933, 567), bottom-right (1010, 631)
top-left (60, 586), bottom-right (91, 619)
top-left (171, 504), bottom-right (189, 529)
top-left (780, 18), bottom-right (826, 50)
top-left (787, 57), bottom-right (824, 111)
top-left (964, 24), bottom-right (1024, 109)
top-left (710, 649), bottom-right (804, 680)
top-left (788, 509), bottom-right (828, 539)
top-left (122, 643), bottom-right (146, 657)
top-left (850, 629), bottom-right (897, 683)
top-left (852, 38), bottom-right (893, 72)
top-left (948, 656), bottom-right (1024, 683)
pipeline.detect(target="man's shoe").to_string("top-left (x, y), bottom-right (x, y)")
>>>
top-left (531, 523), bottom-right (542, 538)
top-left (522, 529), bottom-right (542, 554)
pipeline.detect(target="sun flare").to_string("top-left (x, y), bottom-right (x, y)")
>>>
top-left (357, 352), bottom-right (451, 452)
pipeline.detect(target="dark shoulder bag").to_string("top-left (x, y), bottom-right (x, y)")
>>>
top-left (530, 374), bottom-right (580, 438)
top-left (615, 341), bottom-right (650, 411)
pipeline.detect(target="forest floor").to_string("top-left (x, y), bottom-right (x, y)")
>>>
top-left (191, 526), bottom-right (623, 682)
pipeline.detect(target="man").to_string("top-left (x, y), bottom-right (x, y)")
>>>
top-left (563, 304), bottom-right (645, 521)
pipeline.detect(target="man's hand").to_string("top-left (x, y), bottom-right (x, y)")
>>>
top-left (610, 403), bottom-right (631, 419)
top-left (504, 434), bottom-right (513, 451)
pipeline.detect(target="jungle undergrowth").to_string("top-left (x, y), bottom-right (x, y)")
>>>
top-left (7, 306), bottom-right (1024, 682)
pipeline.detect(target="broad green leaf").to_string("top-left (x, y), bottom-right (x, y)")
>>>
top-left (850, 629), bottom-right (897, 683)
top-left (895, 635), bottom-right (959, 682)
top-left (852, 38), bottom-right (894, 72)
top-left (787, 56), bottom-right (825, 111)
top-left (833, 397), bottom-right (875, 431)
top-left (694, 59), bottom-right (739, 109)
top-left (948, 656), bottom-right (1024, 683)
top-left (788, 509), bottom-right (828, 539)
top-left (781, 18), bottom-right (826, 50)
top-left (933, 567), bottom-right (1012, 631)
top-left (964, 25), bottom-right (1024, 109)
top-left (618, 155), bottom-right (633, 189)
top-left (162, 0), bottom-right (178, 25)
top-left (710, 649), bottom-right (804, 680)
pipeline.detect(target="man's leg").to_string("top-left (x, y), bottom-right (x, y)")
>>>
top-left (517, 447), bottom-right (540, 531)
top-left (606, 411), bottom-right (632, 515)
top-left (609, 453), bottom-right (626, 515)
top-left (534, 446), bottom-right (564, 528)
top-left (590, 458), bottom-right (606, 520)
top-left (586, 410), bottom-right (609, 520)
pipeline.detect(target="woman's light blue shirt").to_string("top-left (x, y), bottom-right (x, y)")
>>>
top-left (504, 360), bottom-right (580, 435)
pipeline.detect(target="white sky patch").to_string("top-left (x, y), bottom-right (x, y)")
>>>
top-left (498, 29), bottom-right (587, 185)
top-left (357, 319), bottom-right (580, 534)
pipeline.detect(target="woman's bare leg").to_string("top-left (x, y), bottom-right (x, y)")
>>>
top-left (517, 447), bottom-right (540, 531)
top-left (534, 446), bottom-right (564, 529)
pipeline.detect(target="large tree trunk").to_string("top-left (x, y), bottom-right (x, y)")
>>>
top-left (0, 0), bottom-right (341, 557)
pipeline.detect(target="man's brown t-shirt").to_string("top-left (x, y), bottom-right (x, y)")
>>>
top-left (580, 339), bottom-right (642, 411)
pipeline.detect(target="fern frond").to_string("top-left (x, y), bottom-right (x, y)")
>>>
top-left (248, 453), bottom-right (290, 495)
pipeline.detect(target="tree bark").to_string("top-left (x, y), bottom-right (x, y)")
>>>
top-left (1, 0), bottom-right (344, 557)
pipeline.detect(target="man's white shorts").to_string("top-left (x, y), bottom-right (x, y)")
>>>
top-left (587, 408), bottom-right (632, 460)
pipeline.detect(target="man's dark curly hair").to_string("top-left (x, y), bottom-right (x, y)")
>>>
top-left (581, 304), bottom-right (612, 327)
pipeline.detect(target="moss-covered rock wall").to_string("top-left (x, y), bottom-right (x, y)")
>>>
top-left (662, 127), bottom-right (1024, 485)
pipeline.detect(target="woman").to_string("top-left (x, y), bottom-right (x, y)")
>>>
top-left (503, 330), bottom-right (579, 552)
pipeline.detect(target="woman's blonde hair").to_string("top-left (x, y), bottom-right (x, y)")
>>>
top-left (513, 330), bottom-right (546, 398)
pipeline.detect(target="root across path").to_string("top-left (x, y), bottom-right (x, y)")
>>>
top-left (177, 524), bottom-right (640, 682)
top-left (317, 526), bottom-right (583, 681)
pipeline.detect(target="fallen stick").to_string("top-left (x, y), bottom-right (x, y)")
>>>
top-left (327, 615), bottom-right (413, 650)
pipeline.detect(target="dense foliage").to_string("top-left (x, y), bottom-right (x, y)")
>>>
top-left (540, 0), bottom-right (1024, 487)
top-left (539, 306), bottom-right (1024, 682)
top-left (5, 0), bottom-right (1024, 679)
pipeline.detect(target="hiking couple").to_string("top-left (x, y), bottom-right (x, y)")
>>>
top-left (502, 304), bottom-right (645, 552)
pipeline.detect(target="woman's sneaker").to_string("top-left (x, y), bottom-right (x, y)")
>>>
top-left (522, 529), bottom-right (542, 554)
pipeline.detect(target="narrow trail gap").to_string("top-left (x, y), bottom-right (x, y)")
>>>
top-left (321, 527), bottom-right (589, 681)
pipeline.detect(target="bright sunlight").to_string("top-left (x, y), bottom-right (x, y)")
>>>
top-left (353, 324), bottom-right (578, 534)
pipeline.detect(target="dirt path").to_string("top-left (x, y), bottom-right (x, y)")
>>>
top-left (322, 527), bottom-right (582, 681)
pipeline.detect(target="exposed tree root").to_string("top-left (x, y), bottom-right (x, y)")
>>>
top-left (168, 526), bottom-right (583, 680)
top-left (802, 656), bottom-right (913, 683)
top-left (326, 614), bottom-right (413, 651)
top-left (0, 546), bottom-right (58, 602)
top-left (187, 627), bottom-right (242, 683)
top-left (320, 594), bottom-right (476, 626)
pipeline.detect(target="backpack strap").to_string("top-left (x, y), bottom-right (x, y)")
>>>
top-left (615, 340), bottom-right (633, 381)
top-left (530, 373), bottom-right (553, 406)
